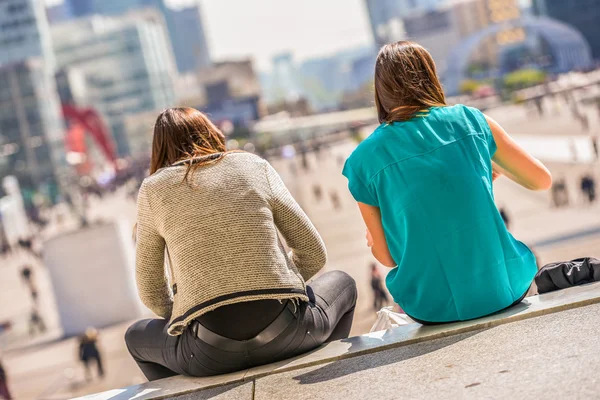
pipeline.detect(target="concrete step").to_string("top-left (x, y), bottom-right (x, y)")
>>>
top-left (76, 282), bottom-right (600, 400)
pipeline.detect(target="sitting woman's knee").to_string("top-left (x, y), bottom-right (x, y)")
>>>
top-left (330, 270), bottom-right (358, 304)
top-left (124, 319), bottom-right (148, 351)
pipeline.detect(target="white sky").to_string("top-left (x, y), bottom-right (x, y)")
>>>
top-left (44, 0), bottom-right (374, 71)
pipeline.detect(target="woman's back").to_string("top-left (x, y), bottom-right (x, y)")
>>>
top-left (343, 104), bottom-right (537, 322)
top-left (137, 152), bottom-right (324, 335)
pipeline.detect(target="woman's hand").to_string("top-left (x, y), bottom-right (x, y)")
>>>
top-left (366, 229), bottom-right (374, 247)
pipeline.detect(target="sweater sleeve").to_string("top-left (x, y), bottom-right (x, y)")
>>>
top-left (264, 161), bottom-right (327, 281)
top-left (135, 182), bottom-right (173, 319)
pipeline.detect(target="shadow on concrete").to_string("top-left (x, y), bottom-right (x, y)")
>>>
top-left (292, 330), bottom-right (481, 385)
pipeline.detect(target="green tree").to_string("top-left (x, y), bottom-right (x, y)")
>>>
top-left (459, 79), bottom-right (481, 95)
top-left (503, 69), bottom-right (546, 92)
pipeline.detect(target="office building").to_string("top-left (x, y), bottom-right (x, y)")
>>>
top-left (64, 0), bottom-right (211, 72)
top-left (0, 0), bottom-right (54, 66)
top-left (533, 0), bottom-right (600, 59)
top-left (166, 4), bottom-right (212, 72)
top-left (46, 1), bottom-right (72, 24)
top-left (52, 10), bottom-right (177, 156)
top-left (364, 0), bottom-right (446, 45)
top-left (65, 0), bottom-right (155, 17)
top-left (0, 1), bottom-right (65, 193)
top-left (0, 60), bottom-right (65, 192)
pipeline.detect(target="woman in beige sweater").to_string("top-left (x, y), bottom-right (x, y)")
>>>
top-left (125, 107), bottom-right (357, 380)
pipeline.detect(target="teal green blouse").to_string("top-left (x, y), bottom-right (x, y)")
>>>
top-left (343, 105), bottom-right (537, 322)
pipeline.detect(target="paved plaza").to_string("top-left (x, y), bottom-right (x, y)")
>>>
top-left (1, 99), bottom-right (600, 399)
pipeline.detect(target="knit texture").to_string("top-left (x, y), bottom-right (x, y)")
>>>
top-left (135, 152), bottom-right (327, 336)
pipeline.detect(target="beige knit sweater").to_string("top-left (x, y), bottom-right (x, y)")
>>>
top-left (135, 152), bottom-right (327, 336)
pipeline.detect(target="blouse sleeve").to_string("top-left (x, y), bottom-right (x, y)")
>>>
top-left (466, 105), bottom-right (497, 157)
top-left (264, 161), bottom-right (327, 281)
top-left (135, 182), bottom-right (173, 319)
top-left (342, 159), bottom-right (378, 206)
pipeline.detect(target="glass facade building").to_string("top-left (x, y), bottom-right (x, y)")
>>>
top-left (51, 11), bottom-right (176, 156)
top-left (0, 60), bottom-right (65, 193)
top-left (0, 1), bottom-right (65, 194)
top-left (63, 0), bottom-right (211, 73)
top-left (533, 0), bottom-right (600, 59)
top-left (167, 4), bottom-right (211, 72)
top-left (0, 0), bottom-right (54, 66)
top-left (364, 0), bottom-right (446, 45)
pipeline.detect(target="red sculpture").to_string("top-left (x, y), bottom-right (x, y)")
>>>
top-left (62, 105), bottom-right (117, 172)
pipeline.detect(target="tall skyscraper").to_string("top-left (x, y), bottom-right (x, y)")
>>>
top-left (167, 4), bottom-right (212, 72)
top-left (52, 10), bottom-right (177, 156)
top-left (533, 0), bottom-right (600, 59)
top-left (0, 60), bottom-right (65, 192)
top-left (0, 1), bottom-right (65, 193)
top-left (0, 0), bottom-right (54, 66)
top-left (63, 0), bottom-right (211, 72)
top-left (364, 0), bottom-right (446, 45)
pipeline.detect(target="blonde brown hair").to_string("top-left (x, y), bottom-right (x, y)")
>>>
top-left (150, 107), bottom-right (227, 180)
top-left (134, 108), bottom-right (227, 241)
top-left (374, 41), bottom-right (446, 124)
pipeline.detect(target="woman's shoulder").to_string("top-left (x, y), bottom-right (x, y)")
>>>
top-left (224, 151), bottom-right (267, 166)
top-left (142, 152), bottom-right (268, 188)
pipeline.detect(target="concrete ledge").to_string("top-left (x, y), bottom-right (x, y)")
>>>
top-left (77, 282), bottom-right (600, 400)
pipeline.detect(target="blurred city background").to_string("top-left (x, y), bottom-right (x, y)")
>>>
top-left (0, 0), bottom-right (599, 398)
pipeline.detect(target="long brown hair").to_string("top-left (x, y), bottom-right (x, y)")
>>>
top-left (374, 41), bottom-right (446, 124)
top-left (149, 107), bottom-right (226, 180)
top-left (134, 107), bottom-right (226, 241)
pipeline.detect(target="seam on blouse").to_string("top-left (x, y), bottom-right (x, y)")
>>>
top-left (365, 133), bottom-right (478, 187)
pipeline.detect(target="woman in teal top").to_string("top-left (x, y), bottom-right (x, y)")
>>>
top-left (343, 41), bottom-right (553, 323)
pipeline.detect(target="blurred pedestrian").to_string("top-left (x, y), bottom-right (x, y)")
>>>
top-left (28, 308), bottom-right (46, 336)
top-left (79, 328), bottom-right (104, 381)
top-left (313, 184), bottom-right (323, 203)
top-left (0, 360), bottom-right (12, 400)
top-left (580, 174), bottom-right (596, 204)
top-left (534, 97), bottom-right (543, 115)
top-left (300, 150), bottom-right (309, 172)
top-left (20, 266), bottom-right (38, 304)
top-left (329, 190), bottom-right (342, 211)
top-left (370, 263), bottom-right (389, 310)
top-left (552, 178), bottom-right (569, 208)
top-left (17, 237), bottom-right (40, 259)
top-left (581, 114), bottom-right (589, 132)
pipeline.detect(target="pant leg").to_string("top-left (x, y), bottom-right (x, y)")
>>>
top-left (305, 270), bottom-right (358, 342)
top-left (535, 258), bottom-right (600, 294)
top-left (246, 270), bottom-right (358, 367)
top-left (95, 354), bottom-right (104, 377)
top-left (124, 318), bottom-right (185, 381)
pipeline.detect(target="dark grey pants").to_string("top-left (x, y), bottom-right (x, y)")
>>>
top-left (125, 270), bottom-right (358, 381)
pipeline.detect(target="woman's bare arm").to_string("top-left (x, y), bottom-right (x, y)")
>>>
top-left (357, 202), bottom-right (396, 268)
top-left (485, 115), bottom-right (552, 191)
